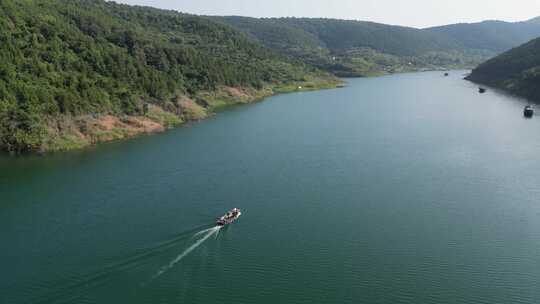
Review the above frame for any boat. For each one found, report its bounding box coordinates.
[216,208,242,226]
[444,72,449,76]
[524,105,534,118]
[479,87,486,93]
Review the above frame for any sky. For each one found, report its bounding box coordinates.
[114,0,540,28]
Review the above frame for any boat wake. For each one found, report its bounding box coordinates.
[28,224,214,304]
[148,226,222,283]
[194,226,220,237]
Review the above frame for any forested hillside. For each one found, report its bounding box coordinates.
[3,0,539,153]
[0,0,337,153]
[212,17,488,76]
[427,18,540,53]
[467,37,540,102]
[214,16,540,77]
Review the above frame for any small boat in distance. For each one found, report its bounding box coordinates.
[444,72,449,76]
[524,105,534,118]
[479,87,486,93]
[216,208,242,226]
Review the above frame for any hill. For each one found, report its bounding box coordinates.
[214,16,540,77]
[466,37,540,102]
[0,0,338,153]
[427,19,540,53]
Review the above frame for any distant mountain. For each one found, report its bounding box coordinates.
[427,19,540,53]
[467,37,540,102]
[214,16,540,77]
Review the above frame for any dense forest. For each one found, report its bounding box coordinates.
[214,16,540,77]
[0,0,337,152]
[467,37,540,102]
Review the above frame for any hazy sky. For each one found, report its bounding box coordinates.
[114,0,540,28]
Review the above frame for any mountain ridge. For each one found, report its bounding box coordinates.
[213,15,540,76]
[427,18,540,53]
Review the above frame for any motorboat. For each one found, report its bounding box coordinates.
[216,208,242,226]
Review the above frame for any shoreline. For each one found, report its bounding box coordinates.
[5,68,481,155]
[465,74,540,105]
[3,68,482,155]
[3,78,343,155]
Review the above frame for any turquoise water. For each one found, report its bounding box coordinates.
[2,71,540,303]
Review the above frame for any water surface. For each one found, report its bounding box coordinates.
[2,71,540,304]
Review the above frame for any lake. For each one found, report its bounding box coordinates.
[2,71,540,304]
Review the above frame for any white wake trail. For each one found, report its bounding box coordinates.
[194,227,218,237]
[149,226,221,281]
